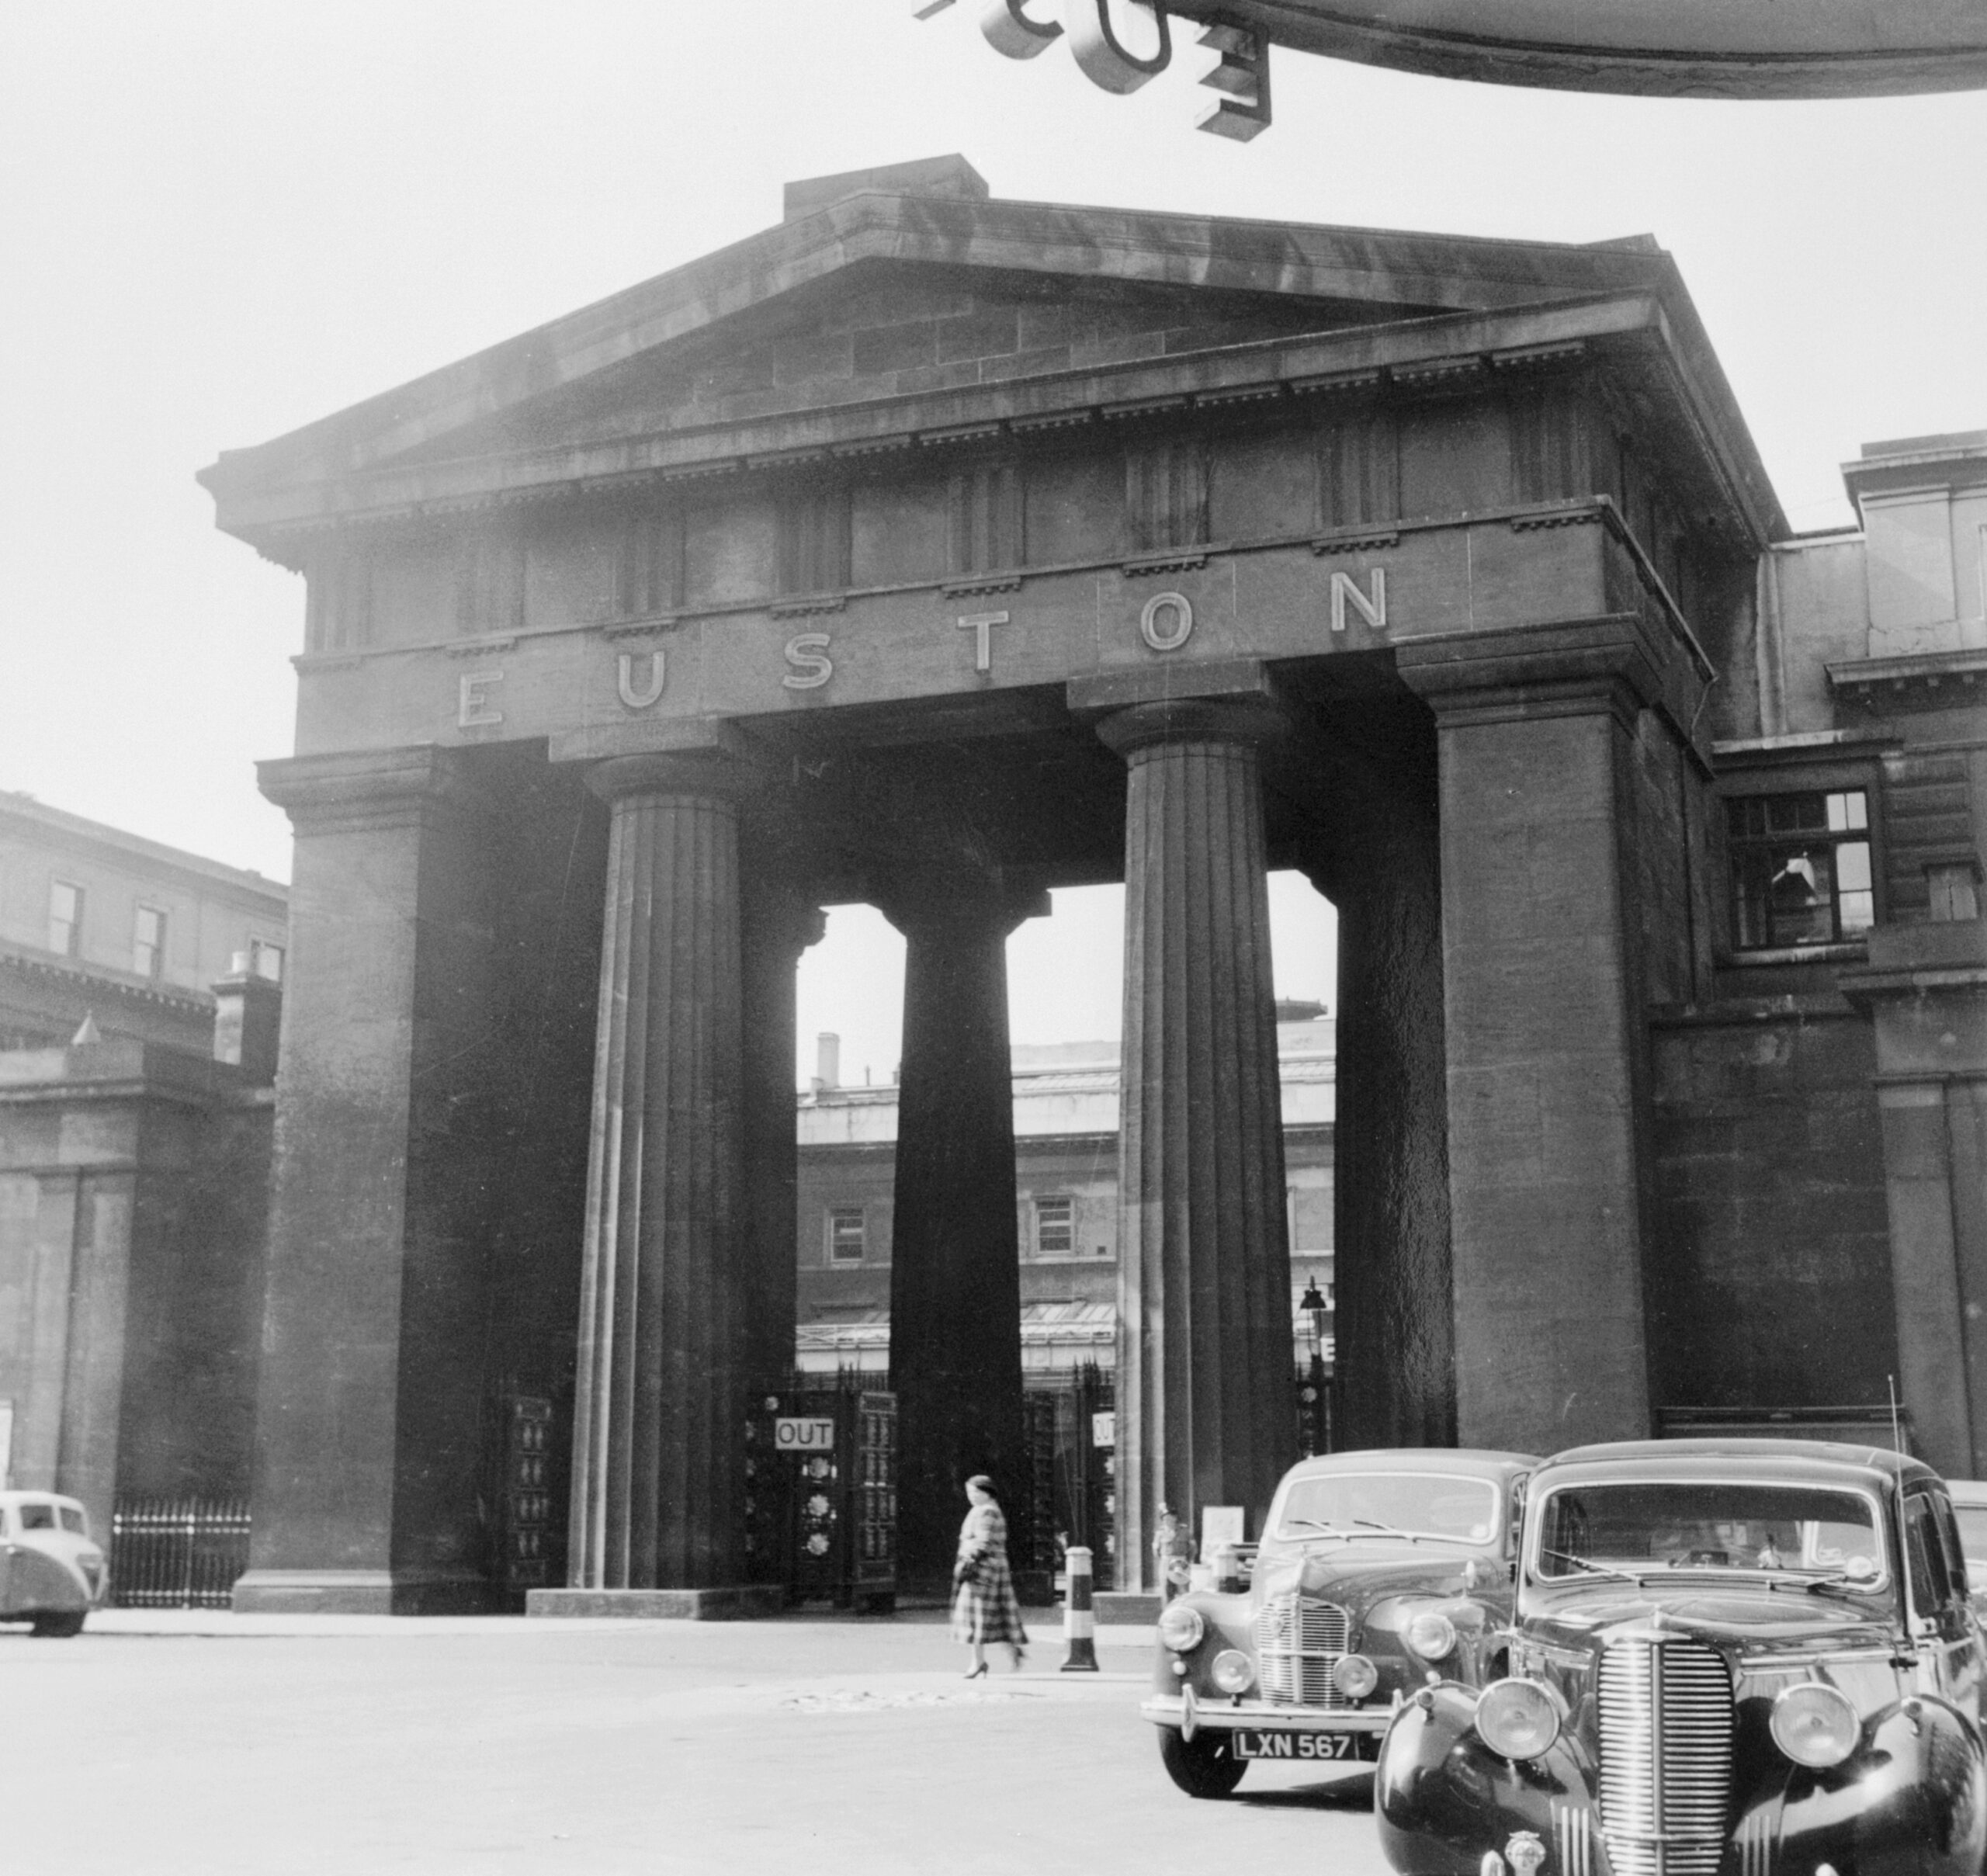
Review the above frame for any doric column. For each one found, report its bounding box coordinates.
[237,746,498,1614]
[738,859,825,1390]
[1398,618,1674,1455]
[880,874,1046,1590]
[564,745,755,1600]
[1101,695,1294,1590]
[1288,723,1455,1451]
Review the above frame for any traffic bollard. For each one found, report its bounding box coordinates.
[1061,1545,1099,1672]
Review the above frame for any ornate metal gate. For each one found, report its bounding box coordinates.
[109,1497,251,1608]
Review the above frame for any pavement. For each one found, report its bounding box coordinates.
[5,1607,1396,1876]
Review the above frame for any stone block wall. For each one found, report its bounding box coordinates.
[1649,1006,1895,1410]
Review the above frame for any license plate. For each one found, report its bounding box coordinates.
[1229,1729,1359,1761]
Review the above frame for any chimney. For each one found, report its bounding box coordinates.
[213,951,283,1084]
[813,1032,841,1094]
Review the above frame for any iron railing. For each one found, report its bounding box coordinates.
[110,1497,251,1608]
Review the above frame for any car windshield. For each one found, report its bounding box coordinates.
[1953,1505,1987,1566]
[1276,1472,1500,1543]
[16,1503,55,1531]
[1534,1479,1886,1587]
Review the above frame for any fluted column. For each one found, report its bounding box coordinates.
[881,875,1046,1590]
[739,864,825,1391]
[1102,697,1293,1590]
[566,748,751,1594]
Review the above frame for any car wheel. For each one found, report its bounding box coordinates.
[29,1611,85,1638]
[1158,1726,1247,1798]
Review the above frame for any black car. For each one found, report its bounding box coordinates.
[1377,1438,1986,1876]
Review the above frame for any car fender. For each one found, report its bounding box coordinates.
[1376,1683,1596,1875]
[4,1545,90,1616]
[1764,1697,1987,1876]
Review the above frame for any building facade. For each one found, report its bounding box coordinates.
[193,154,1987,1609]
[0,796,286,1541]
[0,791,287,1055]
[793,1010,1336,1376]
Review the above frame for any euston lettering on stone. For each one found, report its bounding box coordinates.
[457,670,505,727]
[1139,591,1194,652]
[782,633,834,690]
[1330,568,1387,635]
[616,650,666,710]
[957,609,1010,672]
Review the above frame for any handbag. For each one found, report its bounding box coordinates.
[952,1552,986,1590]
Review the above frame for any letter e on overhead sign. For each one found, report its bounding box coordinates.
[458,670,505,728]
[1330,568,1386,635]
[616,650,666,710]
[782,633,834,691]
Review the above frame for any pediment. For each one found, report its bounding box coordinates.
[203,174,1694,528]
[451,259,1435,463]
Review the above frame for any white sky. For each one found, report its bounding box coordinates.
[4,4,1984,1081]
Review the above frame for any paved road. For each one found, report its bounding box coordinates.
[6,1610,1395,1876]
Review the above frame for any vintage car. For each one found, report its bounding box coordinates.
[1143,1448,1539,1798]
[1944,1477,1987,1614]
[1376,1438,1987,1876]
[0,1491,106,1636]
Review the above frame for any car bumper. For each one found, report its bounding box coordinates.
[1140,1693,1396,1735]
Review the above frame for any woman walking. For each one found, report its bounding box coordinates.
[952,1475,1028,1676]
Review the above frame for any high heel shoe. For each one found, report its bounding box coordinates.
[965,1661,988,1679]
[1010,1649,1027,1672]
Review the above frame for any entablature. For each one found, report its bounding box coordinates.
[219,291,1771,567]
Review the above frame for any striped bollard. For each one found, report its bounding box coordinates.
[1061,1545,1098,1672]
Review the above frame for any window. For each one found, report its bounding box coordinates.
[1929,864,1981,924]
[47,881,82,956]
[827,1208,865,1264]
[248,938,284,983]
[1906,1491,1954,1615]
[1034,1196,1075,1258]
[1728,790,1874,950]
[133,905,166,979]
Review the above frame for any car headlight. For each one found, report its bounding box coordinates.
[1210,1649,1254,1694]
[1771,1684,1860,1768]
[1157,1603,1205,1652]
[1332,1653,1379,1698]
[1405,1610,1458,1660]
[1475,1678,1562,1760]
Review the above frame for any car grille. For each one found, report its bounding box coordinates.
[1597,1638,1734,1876]
[1254,1593,1353,1705]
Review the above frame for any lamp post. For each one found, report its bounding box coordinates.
[1299,1278,1330,1455]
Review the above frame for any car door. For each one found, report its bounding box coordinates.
[0,1507,13,1612]
[1903,1486,1982,1715]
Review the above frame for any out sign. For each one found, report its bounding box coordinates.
[774,1417,836,1453]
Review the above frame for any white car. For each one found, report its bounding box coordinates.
[0,1493,106,1636]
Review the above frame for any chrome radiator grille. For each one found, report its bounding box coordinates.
[1597,1638,1734,1876]
[1254,1593,1352,1705]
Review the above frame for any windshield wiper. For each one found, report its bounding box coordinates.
[1352,1518,1420,1544]
[1762,1569,1881,1600]
[1282,1519,1358,1538]
[1539,1549,1642,1585]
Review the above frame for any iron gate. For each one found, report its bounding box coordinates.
[110,1497,251,1608]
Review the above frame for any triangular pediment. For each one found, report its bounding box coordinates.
[452,259,1438,463]
[203,162,1705,529]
